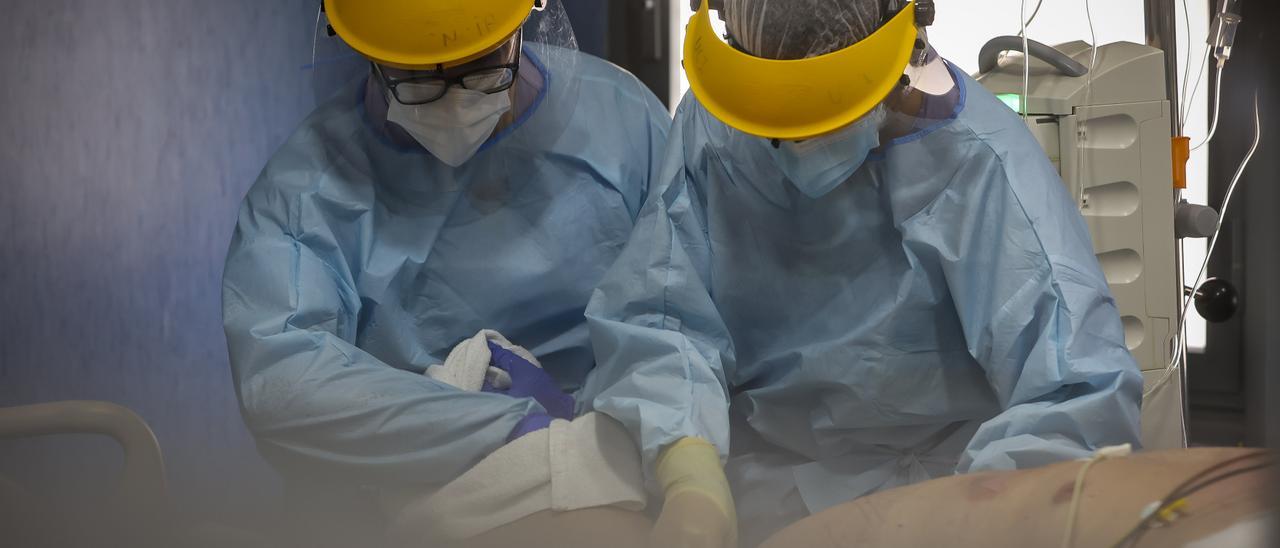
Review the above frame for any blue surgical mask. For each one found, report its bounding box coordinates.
[766,105,887,199]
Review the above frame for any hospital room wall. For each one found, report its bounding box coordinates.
[0,0,324,528]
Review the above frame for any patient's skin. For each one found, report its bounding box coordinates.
[761,448,1277,548]
[450,507,652,548]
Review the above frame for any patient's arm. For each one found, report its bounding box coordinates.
[450,507,652,548]
[762,447,1277,548]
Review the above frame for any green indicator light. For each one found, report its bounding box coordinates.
[997,93,1024,114]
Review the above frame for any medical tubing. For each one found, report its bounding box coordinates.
[1176,461,1278,503]
[1147,93,1260,399]
[995,0,1044,76]
[1062,446,1130,548]
[1152,68,1226,395]
[1191,64,1224,152]
[1022,0,1046,32]
[1020,0,1030,121]
[1074,0,1099,207]
[1181,48,1210,128]
[1177,0,1193,133]
[1108,453,1276,548]
[1162,451,1272,502]
[1110,457,1255,548]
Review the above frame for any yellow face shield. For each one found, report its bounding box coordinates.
[324,0,539,70]
[683,0,919,140]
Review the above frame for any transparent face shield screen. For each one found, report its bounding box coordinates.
[307,5,370,104]
[887,28,961,132]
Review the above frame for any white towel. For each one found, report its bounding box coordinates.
[425,329,536,392]
[385,331,647,545]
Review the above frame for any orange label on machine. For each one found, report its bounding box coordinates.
[1172,136,1191,190]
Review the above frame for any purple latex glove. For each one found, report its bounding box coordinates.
[483,342,576,420]
[506,412,554,442]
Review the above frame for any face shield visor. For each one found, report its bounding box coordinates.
[325,0,541,70]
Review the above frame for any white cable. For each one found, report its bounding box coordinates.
[1084,0,1098,102]
[1151,93,1257,396]
[1020,0,1031,121]
[999,0,1044,69]
[1181,48,1211,127]
[1062,445,1133,548]
[1192,65,1225,152]
[1076,0,1098,206]
[1147,94,1261,399]
[1177,0,1194,134]
[1021,0,1046,33]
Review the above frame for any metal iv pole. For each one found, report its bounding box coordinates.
[1144,0,1191,444]
[1146,0,1183,133]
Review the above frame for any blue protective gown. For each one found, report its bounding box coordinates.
[222,47,669,491]
[581,63,1142,543]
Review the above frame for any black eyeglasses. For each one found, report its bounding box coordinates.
[374,31,523,105]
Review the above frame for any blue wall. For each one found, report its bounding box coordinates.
[0,0,323,528]
[0,0,617,533]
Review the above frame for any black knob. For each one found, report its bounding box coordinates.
[1194,278,1238,323]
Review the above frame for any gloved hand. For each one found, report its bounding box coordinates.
[506,412,554,442]
[651,437,737,548]
[483,341,575,420]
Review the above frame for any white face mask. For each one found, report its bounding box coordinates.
[386,87,513,167]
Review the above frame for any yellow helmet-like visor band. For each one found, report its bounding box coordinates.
[325,0,535,70]
[683,0,918,140]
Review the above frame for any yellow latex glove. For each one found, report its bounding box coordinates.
[650,437,738,548]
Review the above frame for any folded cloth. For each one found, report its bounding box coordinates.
[425,330,533,392]
[385,331,647,545]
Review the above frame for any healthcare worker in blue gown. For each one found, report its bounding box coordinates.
[580,1,1144,546]
[221,1,668,545]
